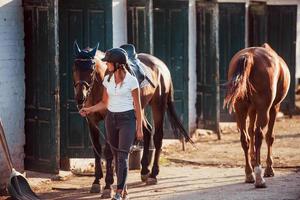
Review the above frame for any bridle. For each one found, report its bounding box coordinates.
[73,58,100,109]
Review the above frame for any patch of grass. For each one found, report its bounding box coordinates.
[159,156,172,166]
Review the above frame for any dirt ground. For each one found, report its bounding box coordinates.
[163,116,300,169]
[1,108,300,199]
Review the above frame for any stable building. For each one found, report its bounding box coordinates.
[0,0,299,190]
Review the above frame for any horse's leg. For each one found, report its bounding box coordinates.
[264,104,279,177]
[146,102,165,185]
[141,117,152,182]
[139,86,155,182]
[101,142,114,198]
[88,123,104,193]
[248,106,256,168]
[254,108,270,188]
[236,102,254,183]
[91,151,102,193]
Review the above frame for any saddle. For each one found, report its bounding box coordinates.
[120,44,155,88]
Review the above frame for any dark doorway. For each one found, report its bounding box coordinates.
[23,0,59,173]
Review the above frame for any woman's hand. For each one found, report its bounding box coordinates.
[136,126,143,141]
[79,88,108,117]
[79,107,92,117]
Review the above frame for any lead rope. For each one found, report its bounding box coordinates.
[76,69,105,158]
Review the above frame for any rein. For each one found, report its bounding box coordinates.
[74,80,90,89]
[73,58,100,108]
[74,70,99,107]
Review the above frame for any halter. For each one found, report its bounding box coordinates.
[73,58,100,109]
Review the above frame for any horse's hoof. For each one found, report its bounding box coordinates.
[254,165,267,188]
[264,167,275,177]
[101,188,113,199]
[245,173,255,183]
[146,177,157,185]
[90,183,102,193]
[141,173,150,182]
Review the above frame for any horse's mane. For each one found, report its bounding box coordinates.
[94,50,107,80]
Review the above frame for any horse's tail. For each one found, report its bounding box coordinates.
[223,53,254,113]
[167,80,194,144]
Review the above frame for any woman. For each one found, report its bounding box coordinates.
[79,48,143,200]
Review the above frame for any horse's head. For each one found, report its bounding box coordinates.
[72,41,106,109]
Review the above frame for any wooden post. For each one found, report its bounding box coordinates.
[181,137,186,151]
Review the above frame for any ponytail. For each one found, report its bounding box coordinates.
[108,63,120,82]
[107,63,129,82]
[124,63,134,76]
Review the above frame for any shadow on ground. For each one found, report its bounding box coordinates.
[21,167,300,200]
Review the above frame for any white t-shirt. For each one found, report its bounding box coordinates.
[103,72,139,112]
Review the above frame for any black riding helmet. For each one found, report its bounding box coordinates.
[101,48,128,66]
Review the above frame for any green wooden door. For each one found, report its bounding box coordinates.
[23,1,59,173]
[153,0,189,138]
[248,2,267,47]
[59,0,112,158]
[127,0,153,128]
[267,5,296,113]
[127,0,151,53]
[196,2,220,132]
[219,3,245,121]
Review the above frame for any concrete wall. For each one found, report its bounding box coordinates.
[112,0,127,47]
[188,0,197,133]
[0,0,25,191]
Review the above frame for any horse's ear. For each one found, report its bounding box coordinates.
[73,40,81,56]
[262,43,271,49]
[262,43,276,53]
[90,42,99,57]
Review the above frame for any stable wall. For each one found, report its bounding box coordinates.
[0,0,25,191]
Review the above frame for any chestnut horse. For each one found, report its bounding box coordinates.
[223,43,290,188]
[72,42,192,192]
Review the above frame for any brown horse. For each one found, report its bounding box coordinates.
[72,42,192,190]
[72,43,114,197]
[223,43,290,188]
